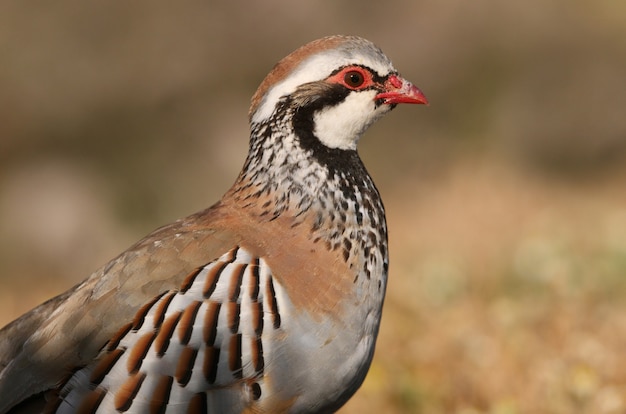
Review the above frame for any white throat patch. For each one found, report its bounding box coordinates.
[312,90,390,150]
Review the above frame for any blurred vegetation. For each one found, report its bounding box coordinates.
[1,1,626,413]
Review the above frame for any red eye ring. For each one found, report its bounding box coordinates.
[344,70,365,88]
[327,67,373,90]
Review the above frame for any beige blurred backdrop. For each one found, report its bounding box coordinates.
[1,1,626,413]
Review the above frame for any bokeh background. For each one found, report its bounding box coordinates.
[1,1,626,413]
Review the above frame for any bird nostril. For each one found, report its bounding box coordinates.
[387,75,403,89]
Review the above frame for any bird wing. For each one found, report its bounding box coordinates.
[49,243,284,413]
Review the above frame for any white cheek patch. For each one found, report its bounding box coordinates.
[313,90,390,150]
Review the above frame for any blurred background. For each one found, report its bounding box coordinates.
[1,1,626,412]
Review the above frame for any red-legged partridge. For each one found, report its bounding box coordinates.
[0,35,427,413]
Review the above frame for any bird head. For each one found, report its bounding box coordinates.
[249,36,428,151]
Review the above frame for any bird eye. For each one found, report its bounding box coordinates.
[344,70,365,88]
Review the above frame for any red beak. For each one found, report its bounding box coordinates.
[375,74,428,105]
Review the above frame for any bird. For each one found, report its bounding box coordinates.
[0,35,427,413]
